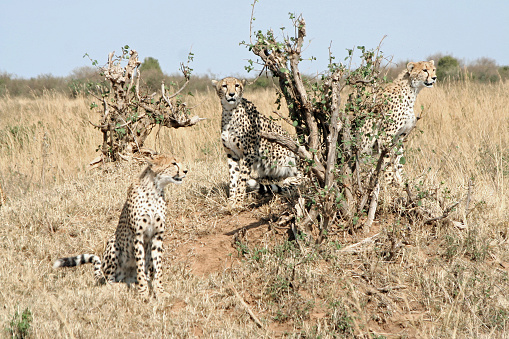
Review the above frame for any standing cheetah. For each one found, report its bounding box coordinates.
[212,77,299,205]
[53,154,187,298]
[358,60,437,185]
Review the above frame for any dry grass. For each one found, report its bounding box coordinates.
[1,81,509,337]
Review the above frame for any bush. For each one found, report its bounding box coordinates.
[437,55,461,81]
[468,57,500,83]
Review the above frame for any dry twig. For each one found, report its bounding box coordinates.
[230,285,264,329]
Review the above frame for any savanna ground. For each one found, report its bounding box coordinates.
[1,80,509,338]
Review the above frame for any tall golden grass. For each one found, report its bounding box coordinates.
[1,80,509,337]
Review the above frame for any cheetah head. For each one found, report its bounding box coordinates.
[148,154,188,187]
[407,60,437,89]
[212,77,246,109]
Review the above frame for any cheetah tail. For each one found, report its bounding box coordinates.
[53,254,105,283]
[247,179,284,195]
[53,254,100,268]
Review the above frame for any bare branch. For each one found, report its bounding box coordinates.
[424,201,462,225]
[339,233,381,253]
[90,48,204,165]
[259,131,325,183]
[230,285,264,329]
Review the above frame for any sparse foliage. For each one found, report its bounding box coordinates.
[89,47,204,165]
[243,8,395,240]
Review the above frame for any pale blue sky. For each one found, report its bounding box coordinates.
[1,0,507,79]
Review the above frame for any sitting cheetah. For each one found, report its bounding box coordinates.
[212,77,299,205]
[357,60,437,185]
[53,154,187,298]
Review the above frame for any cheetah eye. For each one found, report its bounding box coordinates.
[235,84,240,88]
[423,69,428,73]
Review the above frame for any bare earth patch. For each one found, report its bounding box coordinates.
[167,209,270,277]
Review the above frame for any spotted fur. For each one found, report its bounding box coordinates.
[53,154,187,298]
[358,60,437,185]
[212,77,300,205]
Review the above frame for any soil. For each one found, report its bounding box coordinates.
[167,209,270,276]
[165,206,422,338]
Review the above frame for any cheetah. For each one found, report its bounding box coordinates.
[53,154,187,298]
[357,60,437,185]
[212,77,299,205]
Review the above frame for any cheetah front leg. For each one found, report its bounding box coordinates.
[391,144,406,187]
[226,153,242,202]
[149,228,165,297]
[223,131,250,206]
[225,154,252,207]
[133,219,150,298]
[383,143,405,187]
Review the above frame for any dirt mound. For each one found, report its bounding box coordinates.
[167,210,269,276]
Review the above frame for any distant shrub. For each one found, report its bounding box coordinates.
[137,57,166,92]
[468,57,500,83]
[139,57,163,73]
[140,68,165,92]
[68,66,106,97]
[249,76,272,90]
[499,66,509,81]
[437,56,461,81]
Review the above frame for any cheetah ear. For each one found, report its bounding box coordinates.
[429,60,435,66]
[406,62,415,72]
[145,158,155,167]
[242,79,247,87]
[145,154,163,167]
[211,79,218,87]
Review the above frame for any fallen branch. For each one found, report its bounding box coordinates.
[339,233,380,253]
[365,285,408,296]
[230,285,264,329]
[424,201,461,225]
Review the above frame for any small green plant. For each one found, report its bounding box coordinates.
[464,228,489,261]
[443,234,460,260]
[5,307,33,338]
[328,301,354,336]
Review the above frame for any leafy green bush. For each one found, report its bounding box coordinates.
[437,55,461,81]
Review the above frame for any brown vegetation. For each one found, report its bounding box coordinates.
[1,79,509,337]
[90,49,204,164]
